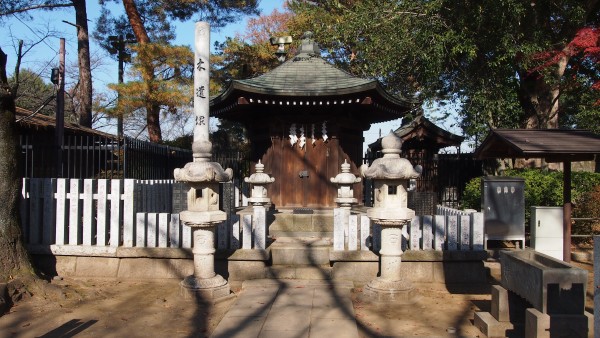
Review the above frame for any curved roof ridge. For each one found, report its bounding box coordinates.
[235,41,375,95]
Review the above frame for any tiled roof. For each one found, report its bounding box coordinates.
[210,33,416,123]
[235,38,375,96]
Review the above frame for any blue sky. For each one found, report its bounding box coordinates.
[0,1,466,152]
[0,1,284,88]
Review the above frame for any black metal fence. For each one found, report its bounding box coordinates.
[20,134,192,179]
[362,151,483,210]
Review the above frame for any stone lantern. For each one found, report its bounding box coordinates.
[330,159,361,251]
[174,22,232,300]
[244,160,275,250]
[360,131,420,303]
[330,159,362,209]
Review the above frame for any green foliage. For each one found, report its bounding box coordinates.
[288,0,600,140]
[461,169,600,234]
[9,68,55,116]
[574,186,600,238]
[461,177,481,211]
[210,119,250,156]
[504,169,563,208]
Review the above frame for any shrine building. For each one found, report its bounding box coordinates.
[211,33,416,210]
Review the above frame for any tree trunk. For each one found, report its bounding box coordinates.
[73,0,93,128]
[518,51,569,130]
[0,48,34,282]
[147,104,162,143]
[122,0,163,142]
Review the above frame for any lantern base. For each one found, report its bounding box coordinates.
[180,274,230,301]
[360,277,416,304]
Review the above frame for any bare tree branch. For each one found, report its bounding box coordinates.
[0,3,72,16]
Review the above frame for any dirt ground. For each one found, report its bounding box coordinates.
[0,255,594,338]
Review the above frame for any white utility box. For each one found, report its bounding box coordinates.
[530,206,563,260]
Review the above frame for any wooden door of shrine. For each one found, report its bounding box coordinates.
[263,137,341,209]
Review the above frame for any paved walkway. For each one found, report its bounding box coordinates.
[210,279,359,338]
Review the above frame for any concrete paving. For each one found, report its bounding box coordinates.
[210,279,358,338]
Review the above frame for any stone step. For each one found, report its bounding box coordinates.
[269,237,332,266]
[265,265,333,280]
[268,212,334,235]
[269,230,333,238]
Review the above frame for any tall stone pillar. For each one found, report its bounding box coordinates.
[174,22,232,300]
[360,132,421,303]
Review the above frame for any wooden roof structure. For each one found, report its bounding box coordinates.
[474,128,600,262]
[474,129,600,162]
[368,115,464,152]
[211,32,417,125]
[16,107,116,139]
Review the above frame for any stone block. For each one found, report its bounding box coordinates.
[333,208,345,251]
[331,262,378,284]
[292,214,313,231]
[116,258,192,279]
[400,261,434,282]
[55,256,78,276]
[31,254,77,277]
[271,246,330,265]
[526,312,593,338]
[228,249,270,261]
[75,256,119,278]
[265,266,297,279]
[501,249,588,314]
[329,250,378,262]
[525,308,550,338]
[253,206,267,250]
[312,214,333,232]
[474,311,513,338]
[294,266,331,280]
[264,265,331,280]
[491,285,510,322]
[432,261,487,283]
[447,215,458,250]
[523,309,595,338]
[226,261,266,281]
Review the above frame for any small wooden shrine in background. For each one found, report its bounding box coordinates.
[367,114,464,192]
[211,33,416,209]
[366,114,466,214]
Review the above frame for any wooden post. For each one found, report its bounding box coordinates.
[563,161,572,262]
[55,38,65,177]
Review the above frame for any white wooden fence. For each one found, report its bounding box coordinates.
[332,209,484,252]
[22,178,181,247]
[21,178,483,253]
[20,178,255,251]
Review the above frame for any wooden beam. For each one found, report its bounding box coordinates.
[563,161,572,262]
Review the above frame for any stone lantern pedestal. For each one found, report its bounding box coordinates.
[175,156,232,300]
[244,161,275,250]
[360,132,421,303]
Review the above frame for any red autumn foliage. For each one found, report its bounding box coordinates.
[529,27,600,88]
